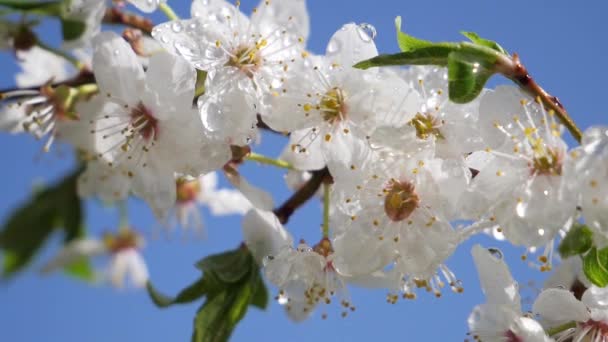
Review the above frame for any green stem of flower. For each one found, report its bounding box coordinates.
[158,3,180,21]
[75,84,98,98]
[36,41,84,70]
[118,201,130,228]
[546,321,577,336]
[322,182,330,238]
[245,152,293,170]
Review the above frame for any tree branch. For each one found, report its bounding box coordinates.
[273,168,331,224]
[103,7,153,34]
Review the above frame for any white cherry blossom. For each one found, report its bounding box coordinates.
[468,245,553,342]
[42,228,149,289]
[89,32,231,217]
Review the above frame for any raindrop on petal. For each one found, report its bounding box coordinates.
[171,22,183,33]
[357,23,377,42]
[487,247,503,260]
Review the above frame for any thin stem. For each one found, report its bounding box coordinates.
[158,3,180,21]
[75,84,98,98]
[495,53,583,143]
[118,201,130,228]
[322,182,330,238]
[546,321,577,336]
[36,41,84,70]
[246,152,293,170]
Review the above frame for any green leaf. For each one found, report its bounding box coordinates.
[250,270,269,309]
[447,50,495,103]
[196,246,251,283]
[558,224,594,258]
[0,169,83,278]
[0,0,63,16]
[583,247,608,287]
[146,274,221,308]
[395,16,434,52]
[191,262,260,342]
[63,258,94,281]
[61,18,86,42]
[461,31,508,55]
[354,45,457,70]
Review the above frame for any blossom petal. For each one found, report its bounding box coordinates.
[145,51,196,120]
[472,244,521,310]
[326,23,378,68]
[92,31,144,103]
[41,239,106,274]
[250,0,310,42]
[242,209,293,264]
[533,288,589,325]
[129,0,165,13]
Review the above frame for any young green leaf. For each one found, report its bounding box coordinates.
[250,272,269,309]
[195,246,251,283]
[0,0,62,14]
[0,169,83,278]
[147,276,216,308]
[61,18,86,42]
[461,31,508,55]
[558,224,594,258]
[583,247,608,287]
[394,16,434,52]
[447,50,495,103]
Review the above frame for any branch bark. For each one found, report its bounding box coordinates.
[273,168,331,224]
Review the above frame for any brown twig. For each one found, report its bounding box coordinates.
[103,7,153,34]
[273,167,331,224]
[495,53,582,143]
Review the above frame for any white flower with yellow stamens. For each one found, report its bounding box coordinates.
[464,85,577,252]
[152,0,309,144]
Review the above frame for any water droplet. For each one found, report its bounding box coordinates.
[161,35,169,44]
[113,49,120,56]
[357,23,377,42]
[171,22,183,33]
[487,247,503,260]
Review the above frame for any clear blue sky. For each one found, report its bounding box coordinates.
[0,0,605,341]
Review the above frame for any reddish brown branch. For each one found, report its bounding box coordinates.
[495,53,582,142]
[273,168,331,224]
[103,7,153,34]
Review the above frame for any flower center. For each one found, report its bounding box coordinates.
[408,112,444,140]
[175,177,201,204]
[226,41,265,78]
[383,179,420,222]
[530,146,563,176]
[320,87,348,124]
[103,229,141,253]
[503,330,523,342]
[129,103,158,142]
[582,319,608,337]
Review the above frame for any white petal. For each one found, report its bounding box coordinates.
[582,286,608,310]
[203,189,251,216]
[145,51,196,120]
[16,47,71,87]
[130,164,176,219]
[472,244,521,310]
[190,0,248,25]
[123,250,149,287]
[326,23,378,67]
[129,0,165,12]
[511,317,553,342]
[242,209,293,264]
[251,0,310,42]
[280,128,325,171]
[225,170,274,210]
[533,288,589,325]
[92,31,144,103]
[41,239,106,274]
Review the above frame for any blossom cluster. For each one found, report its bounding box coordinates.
[0,0,607,339]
